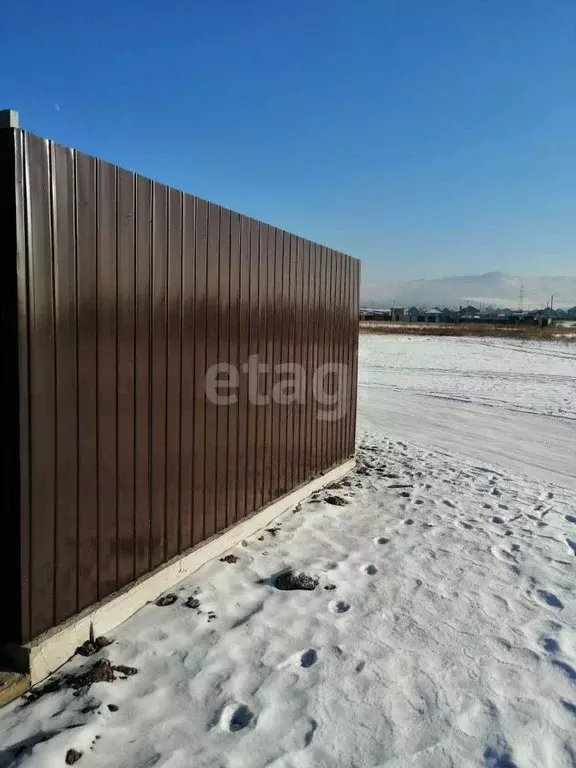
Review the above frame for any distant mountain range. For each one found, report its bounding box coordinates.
[361,272,576,310]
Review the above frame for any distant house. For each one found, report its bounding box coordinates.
[391,307,406,322]
[459,305,480,321]
[407,306,426,323]
[407,306,450,323]
[425,308,443,323]
[440,308,457,323]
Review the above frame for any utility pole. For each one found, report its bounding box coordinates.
[518,284,524,313]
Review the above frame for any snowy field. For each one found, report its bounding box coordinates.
[358,335,576,490]
[1,336,575,768]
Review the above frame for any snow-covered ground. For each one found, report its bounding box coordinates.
[358,336,576,490]
[1,336,575,768]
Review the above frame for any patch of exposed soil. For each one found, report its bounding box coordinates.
[323,496,349,506]
[274,571,319,591]
[155,594,178,607]
[75,636,112,657]
[25,659,139,704]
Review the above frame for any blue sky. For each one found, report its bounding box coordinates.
[2,0,575,281]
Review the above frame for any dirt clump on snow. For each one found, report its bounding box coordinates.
[75,636,112,657]
[155,594,178,607]
[25,659,138,703]
[69,659,116,690]
[274,571,319,591]
[324,495,349,506]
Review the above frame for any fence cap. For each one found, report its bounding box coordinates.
[0,110,19,129]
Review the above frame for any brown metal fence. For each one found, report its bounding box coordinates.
[0,127,359,646]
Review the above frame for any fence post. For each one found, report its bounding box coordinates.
[0,109,26,651]
[0,109,19,129]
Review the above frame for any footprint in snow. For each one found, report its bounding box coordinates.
[561,701,576,717]
[443,500,456,508]
[544,619,562,632]
[565,515,576,525]
[220,704,254,732]
[566,539,576,556]
[552,660,576,684]
[491,516,504,524]
[374,536,390,545]
[330,600,350,614]
[483,746,517,768]
[491,547,517,565]
[404,519,414,525]
[300,649,318,668]
[304,718,318,747]
[362,564,378,575]
[536,590,564,610]
[542,637,560,654]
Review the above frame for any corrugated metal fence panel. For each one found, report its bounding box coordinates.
[52,141,79,624]
[26,134,57,636]
[75,149,99,613]
[179,193,196,554]
[192,198,208,547]
[0,129,26,643]
[133,175,152,579]
[2,128,359,645]
[116,167,136,587]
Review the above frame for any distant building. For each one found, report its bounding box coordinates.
[425,308,443,323]
[440,308,457,323]
[407,306,426,323]
[391,307,406,322]
[359,308,392,321]
[459,305,480,321]
[406,306,453,323]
